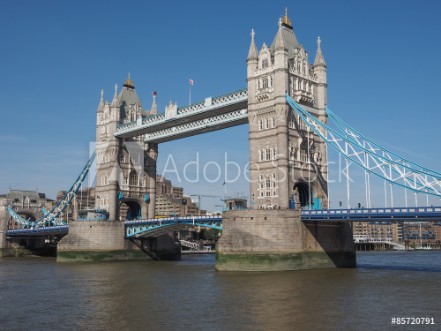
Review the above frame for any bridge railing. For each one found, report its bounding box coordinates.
[124,215,223,225]
[301,206,441,221]
[6,225,69,236]
[115,88,248,134]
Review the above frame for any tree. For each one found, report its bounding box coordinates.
[204,228,221,242]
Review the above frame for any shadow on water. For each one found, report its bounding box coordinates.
[356,250,441,273]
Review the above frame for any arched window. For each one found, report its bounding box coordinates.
[129,171,138,186]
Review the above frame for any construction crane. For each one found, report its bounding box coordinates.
[190,194,223,214]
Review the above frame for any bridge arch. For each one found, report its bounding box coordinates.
[120,198,146,221]
[294,181,311,208]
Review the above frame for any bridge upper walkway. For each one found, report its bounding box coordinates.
[114,89,248,142]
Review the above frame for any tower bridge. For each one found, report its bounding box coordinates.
[2,10,441,270]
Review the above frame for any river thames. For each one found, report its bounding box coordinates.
[1,251,440,331]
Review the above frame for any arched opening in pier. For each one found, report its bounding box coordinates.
[120,200,142,220]
[294,181,311,207]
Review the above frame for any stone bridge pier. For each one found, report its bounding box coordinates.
[216,209,355,271]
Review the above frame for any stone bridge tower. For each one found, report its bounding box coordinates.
[95,75,157,221]
[247,10,329,210]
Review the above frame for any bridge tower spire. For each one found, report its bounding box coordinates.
[246,10,329,210]
[95,75,157,221]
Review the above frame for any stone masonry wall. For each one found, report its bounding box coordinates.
[216,209,356,271]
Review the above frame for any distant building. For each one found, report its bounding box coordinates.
[403,222,441,248]
[224,198,248,211]
[155,175,205,217]
[352,221,399,243]
[353,220,441,248]
[0,189,53,228]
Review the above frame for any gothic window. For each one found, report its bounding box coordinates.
[101,175,108,186]
[129,171,138,186]
[300,149,308,162]
[262,58,268,68]
[269,117,275,128]
[266,149,271,160]
[266,178,271,189]
[259,119,263,130]
[262,77,269,89]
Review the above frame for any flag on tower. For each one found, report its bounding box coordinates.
[189,79,194,86]
[152,91,157,96]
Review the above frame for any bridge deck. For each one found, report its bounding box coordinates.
[302,206,441,222]
[6,225,69,237]
[6,207,441,238]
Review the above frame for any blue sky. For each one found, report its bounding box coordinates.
[1,0,441,210]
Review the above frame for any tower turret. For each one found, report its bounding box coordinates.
[313,36,327,110]
[247,29,259,100]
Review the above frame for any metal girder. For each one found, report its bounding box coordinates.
[143,108,248,143]
[115,89,248,140]
[286,94,441,198]
[302,206,441,221]
[7,152,96,228]
[125,216,223,238]
[6,225,69,237]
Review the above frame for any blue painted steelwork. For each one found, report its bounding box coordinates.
[301,206,441,222]
[125,206,441,238]
[6,206,440,240]
[41,207,65,226]
[125,216,222,238]
[6,206,33,227]
[6,152,96,228]
[6,225,69,237]
[285,94,441,197]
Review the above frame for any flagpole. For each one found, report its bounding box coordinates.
[189,84,191,105]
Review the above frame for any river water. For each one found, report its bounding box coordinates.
[1,251,440,331]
